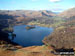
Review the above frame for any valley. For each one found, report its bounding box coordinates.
[0,7,75,56]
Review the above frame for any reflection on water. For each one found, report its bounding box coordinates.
[9,25,53,47]
[9,33,16,40]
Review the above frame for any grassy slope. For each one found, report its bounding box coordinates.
[15,46,55,56]
[0,45,56,56]
[28,16,65,28]
[43,17,75,49]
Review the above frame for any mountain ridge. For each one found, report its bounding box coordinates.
[58,7,75,18]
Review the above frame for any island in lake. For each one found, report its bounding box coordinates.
[25,25,35,30]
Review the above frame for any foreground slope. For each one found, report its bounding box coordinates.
[43,15,75,49]
[43,26,75,49]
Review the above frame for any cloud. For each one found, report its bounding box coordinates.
[52,8,64,11]
[32,0,37,1]
[49,0,61,2]
[50,8,64,12]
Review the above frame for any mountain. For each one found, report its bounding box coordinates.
[43,7,75,49]
[0,10,56,18]
[43,26,75,49]
[58,7,75,18]
[41,10,56,17]
[0,10,56,26]
[43,15,75,49]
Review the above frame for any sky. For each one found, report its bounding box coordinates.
[0,0,75,12]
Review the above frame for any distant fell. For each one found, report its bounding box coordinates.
[59,7,75,18]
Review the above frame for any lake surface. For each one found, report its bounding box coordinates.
[9,25,53,47]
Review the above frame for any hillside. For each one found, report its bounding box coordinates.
[28,16,64,27]
[27,7,75,27]
[58,7,75,18]
[0,10,56,17]
[0,10,56,26]
[43,8,75,49]
[43,25,75,49]
[0,45,56,56]
[41,10,56,17]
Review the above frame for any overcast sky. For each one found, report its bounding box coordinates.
[0,0,75,12]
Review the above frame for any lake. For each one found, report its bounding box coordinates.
[9,25,53,47]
